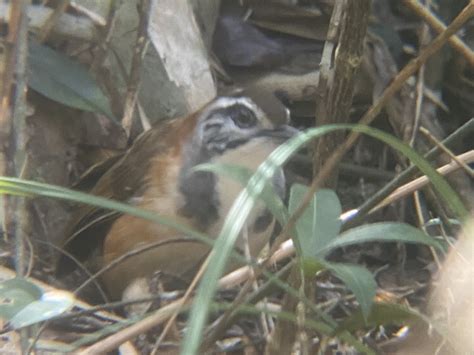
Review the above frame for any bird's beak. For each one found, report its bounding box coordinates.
[257,125,299,142]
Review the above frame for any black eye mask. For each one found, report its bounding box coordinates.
[208,104,258,129]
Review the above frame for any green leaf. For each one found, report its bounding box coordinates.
[28,40,116,120]
[323,261,377,321]
[0,279,43,321]
[182,127,327,354]
[335,302,423,334]
[10,290,74,329]
[182,124,467,354]
[0,123,465,353]
[319,222,442,256]
[289,185,341,259]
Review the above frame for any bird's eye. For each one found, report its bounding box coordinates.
[233,107,257,128]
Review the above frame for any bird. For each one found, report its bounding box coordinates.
[57,96,296,302]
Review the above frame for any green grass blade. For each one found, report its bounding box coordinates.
[322,261,377,321]
[319,222,442,256]
[0,177,210,246]
[194,162,289,225]
[182,124,466,354]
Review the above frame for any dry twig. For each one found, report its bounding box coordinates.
[0,3,97,40]
[121,0,150,136]
[279,1,474,251]
[404,0,474,67]
[37,0,71,42]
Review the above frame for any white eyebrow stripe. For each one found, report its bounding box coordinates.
[199,96,267,123]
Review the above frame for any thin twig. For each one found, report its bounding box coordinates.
[313,0,343,142]
[373,150,474,211]
[419,127,473,176]
[404,0,474,67]
[409,0,430,148]
[121,0,150,136]
[37,0,71,42]
[0,3,21,117]
[218,150,474,290]
[209,2,370,349]
[409,64,425,148]
[36,240,109,303]
[69,0,107,26]
[203,147,474,316]
[0,0,23,242]
[78,297,183,354]
[11,0,30,279]
[0,3,97,41]
[74,237,196,296]
[349,118,474,226]
[74,145,473,354]
[198,225,270,351]
[150,255,211,354]
[279,1,474,247]
[69,5,474,353]
[201,262,295,352]
[410,1,430,253]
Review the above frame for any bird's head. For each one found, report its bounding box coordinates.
[178,96,296,229]
[187,96,296,159]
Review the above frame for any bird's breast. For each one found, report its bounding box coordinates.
[101,137,282,299]
[210,138,283,255]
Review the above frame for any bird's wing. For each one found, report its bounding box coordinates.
[57,121,177,274]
